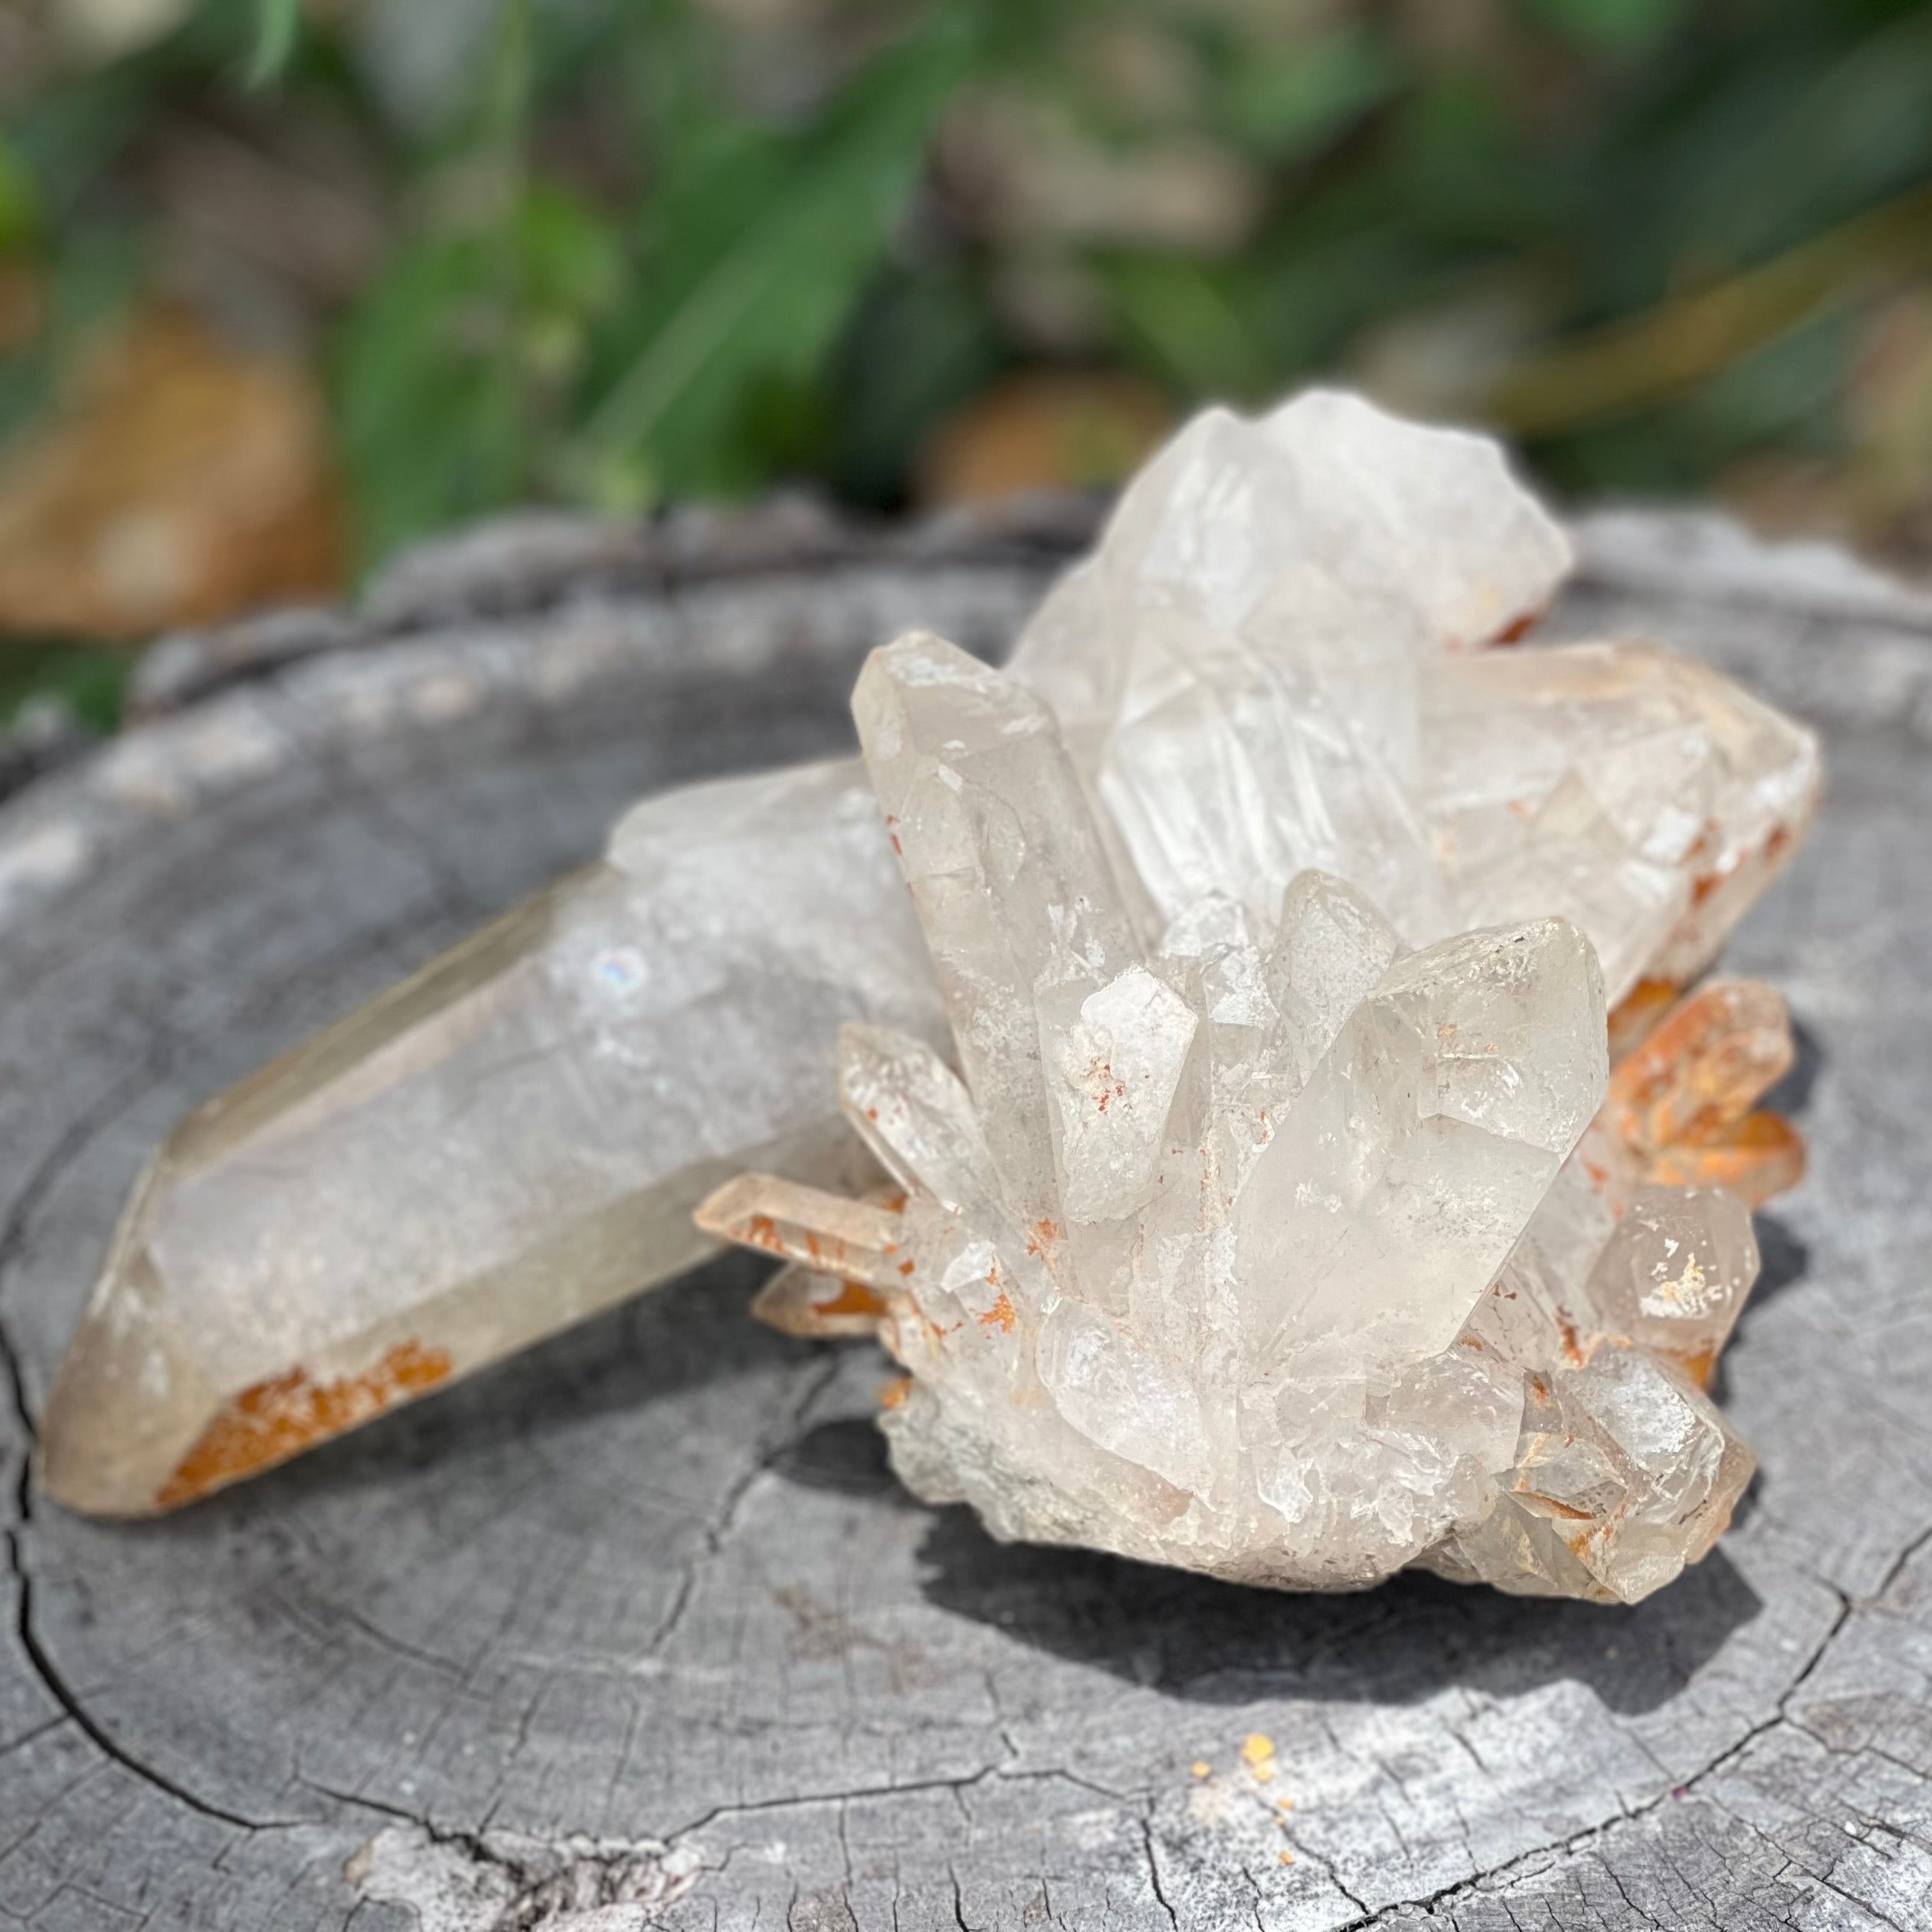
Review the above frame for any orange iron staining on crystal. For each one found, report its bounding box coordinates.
[1643,1109,1807,1210]
[750,1268,892,1339]
[696,1175,908,1295]
[1608,978,1681,1065]
[1609,979,1794,1152]
[156,1340,452,1510]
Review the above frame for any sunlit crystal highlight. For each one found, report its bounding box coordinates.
[1011,394,1820,1005]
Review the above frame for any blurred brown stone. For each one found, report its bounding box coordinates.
[0,309,345,640]
[916,370,1174,507]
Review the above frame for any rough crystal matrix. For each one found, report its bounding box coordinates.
[44,393,1819,1559]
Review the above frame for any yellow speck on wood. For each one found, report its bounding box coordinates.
[1190,1760,1211,1780]
[1241,1732,1277,1781]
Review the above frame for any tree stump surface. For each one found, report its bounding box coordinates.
[1,497,1931,1931]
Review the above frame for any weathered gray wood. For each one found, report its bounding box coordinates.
[1,500,1929,1931]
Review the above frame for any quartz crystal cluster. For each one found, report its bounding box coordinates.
[700,639,1786,1602]
[696,394,1821,1604]
[42,394,1819,1571]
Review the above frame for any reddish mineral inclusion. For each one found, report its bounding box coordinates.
[156,1340,454,1509]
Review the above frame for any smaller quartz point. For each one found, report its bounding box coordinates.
[1585,1185,1759,1387]
[850,633,1140,1228]
[703,639,1764,1602]
[50,385,1821,1524]
[750,1264,890,1339]
[1604,978,1804,1209]
[1263,869,1403,1089]
[1643,1111,1807,1211]
[1429,1348,1754,1604]
[694,1175,910,1293]
[1234,916,1605,1362]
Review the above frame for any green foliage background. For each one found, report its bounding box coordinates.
[4,0,1932,576]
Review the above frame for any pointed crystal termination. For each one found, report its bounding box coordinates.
[1236,916,1606,1362]
[1587,1185,1760,1387]
[1462,972,1799,1420]
[39,761,941,1515]
[851,631,1140,1229]
[1426,1347,1755,1605]
[705,636,1760,1602]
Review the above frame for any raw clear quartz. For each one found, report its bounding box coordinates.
[45,393,1819,1556]
[696,394,1820,1603]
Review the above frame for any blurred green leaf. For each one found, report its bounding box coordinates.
[335,175,633,560]
[0,642,128,734]
[574,10,975,500]
[824,263,1006,506]
[1222,25,1399,163]
[5,65,156,229]
[520,182,625,319]
[1097,255,1275,402]
[0,233,142,448]
[1524,0,1688,53]
[0,137,38,253]
[334,229,523,561]
[1386,74,1576,245]
[5,0,1932,668]
[247,0,304,88]
[1666,13,1932,266]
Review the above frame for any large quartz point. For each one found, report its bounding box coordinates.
[701,637,1763,1603]
[39,763,941,1514]
[45,387,1821,1521]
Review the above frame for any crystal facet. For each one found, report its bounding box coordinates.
[48,390,1819,1552]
